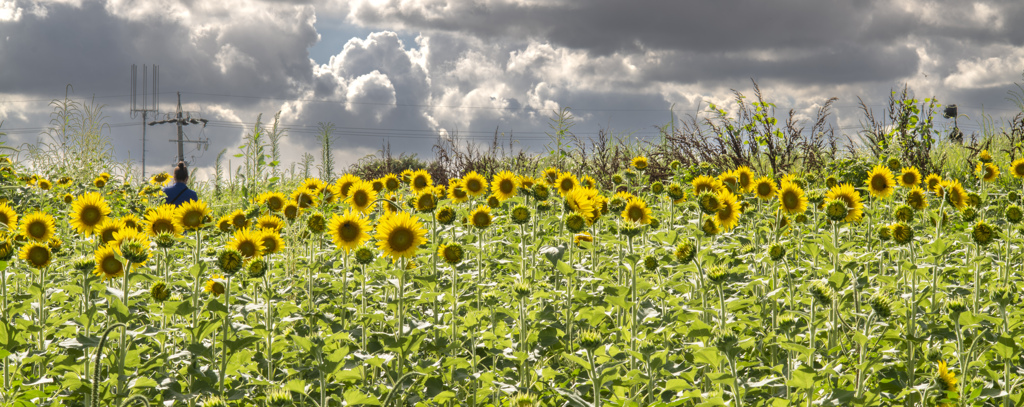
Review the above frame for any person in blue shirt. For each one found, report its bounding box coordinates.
[163,161,198,206]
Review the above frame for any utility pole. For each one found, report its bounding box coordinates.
[130,64,159,179]
[149,92,209,166]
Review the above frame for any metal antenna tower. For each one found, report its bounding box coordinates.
[149,92,209,165]
[130,64,159,180]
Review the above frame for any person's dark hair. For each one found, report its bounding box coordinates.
[173,161,189,181]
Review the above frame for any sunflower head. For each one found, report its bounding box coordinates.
[436,206,456,225]
[155,232,176,249]
[890,222,914,245]
[1010,191,1021,202]
[894,204,915,222]
[622,197,652,225]
[542,167,560,184]
[329,211,371,253]
[940,179,968,210]
[976,162,999,182]
[510,205,531,225]
[825,200,848,222]
[698,192,720,215]
[151,282,171,302]
[674,240,696,264]
[906,187,929,211]
[555,172,578,196]
[937,360,958,394]
[282,201,300,220]
[20,211,55,242]
[565,213,587,233]
[94,177,106,188]
[291,187,317,209]
[247,257,268,279]
[19,242,51,269]
[701,217,719,236]
[632,156,649,170]
[93,245,124,281]
[410,170,433,193]
[438,243,465,265]
[971,221,995,246]
[383,174,401,191]
[768,244,786,261]
[0,203,17,229]
[825,184,863,222]
[354,246,376,265]
[62,194,73,204]
[778,181,807,215]
[347,181,377,213]
[470,205,492,229]
[650,181,665,195]
[1006,205,1023,224]
[706,266,730,285]
[868,293,893,319]
[1011,158,1024,178]
[667,183,686,202]
[227,228,265,259]
[692,175,721,196]
[979,149,993,163]
[412,191,436,213]
[612,173,624,185]
[216,216,232,233]
[532,183,550,202]
[492,171,519,201]
[178,200,211,230]
[809,281,836,304]
[258,230,284,255]
[374,211,428,259]
[865,165,896,198]
[991,284,1017,308]
[306,212,327,234]
[0,237,13,261]
[120,237,150,265]
[205,275,226,296]
[713,190,741,231]
[579,330,603,351]
[573,232,593,248]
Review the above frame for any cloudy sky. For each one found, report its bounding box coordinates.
[2,0,1023,180]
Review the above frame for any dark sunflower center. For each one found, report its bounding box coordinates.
[341,182,354,196]
[871,175,888,191]
[238,241,257,258]
[268,197,283,211]
[183,211,203,227]
[560,179,573,191]
[0,213,8,225]
[473,213,490,227]
[285,207,297,218]
[718,204,733,219]
[453,188,466,198]
[628,206,644,221]
[414,178,428,190]
[389,228,414,252]
[232,216,246,228]
[783,191,799,209]
[466,179,481,192]
[28,222,47,239]
[261,237,277,253]
[339,222,360,242]
[298,194,313,208]
[353,191,369,207]
[81,206,102,225]
[902,174,916,185]
[386,179,399,190]
[28,246,49,266]
[499,180,514,194]
[153,219,174,234]
[102,256,123,275]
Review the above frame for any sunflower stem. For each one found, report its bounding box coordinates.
[219,274,231,398]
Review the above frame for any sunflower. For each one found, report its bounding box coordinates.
[976,162,999,182]
[20,212,56,242]
[112,228,151,265]
[890,222,913,245]
[145,204,182,236]
[555,172,578,196]
[93,245,124,281]
[383,173,401,191]
[447,179,469,204]
[151,172,171,185]
[120,214,142,232]
[939,179,968,210]
[438,243,464,265]
[1011,158,1024,178]
[37,179,51,190]
[291,187,317,209]
[581,175,597,189]
[621,197,652,225]
[334,174,361,198]
[217,216,233,233]
[894,167,920,188]
[0,202,18,230]
[778,180,807,214]
[410,170,433,194]
[256,214,284,232]
[329,210,371,253]
[909,186,933,211]
[374,211,428,259]
[227,228,265,259]
[510,205,531,225]
[282,200,300,220]
[415,191,437,213]
[462,171,487,197]
[259,229,284,255]
[370,179,385,193]
[94,177,106,188]
[542,167,560,184]
[924,174,943,194]
[19,242,51,269]
[865,165,895,199]
[692,175,721,195]
[565,188,597,221]
[978,150,993,163]
[227,209,248,230]
[469,205,492,229]
[307,212,327,234]
[733,166,754,192]
[714,190,741,231]
[701,217,719,236]
[259,192,287,212]
[177,199,211,230]
[96,218,125,245]
[825,184,863,222]
[342,181,375,214]
[205,274,226,296]
[937,361,958,394]
[491,171,519,202]
[632,156,649,171]
[719,171,740,193]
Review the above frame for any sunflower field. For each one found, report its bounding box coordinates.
[2,149,1024,407]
